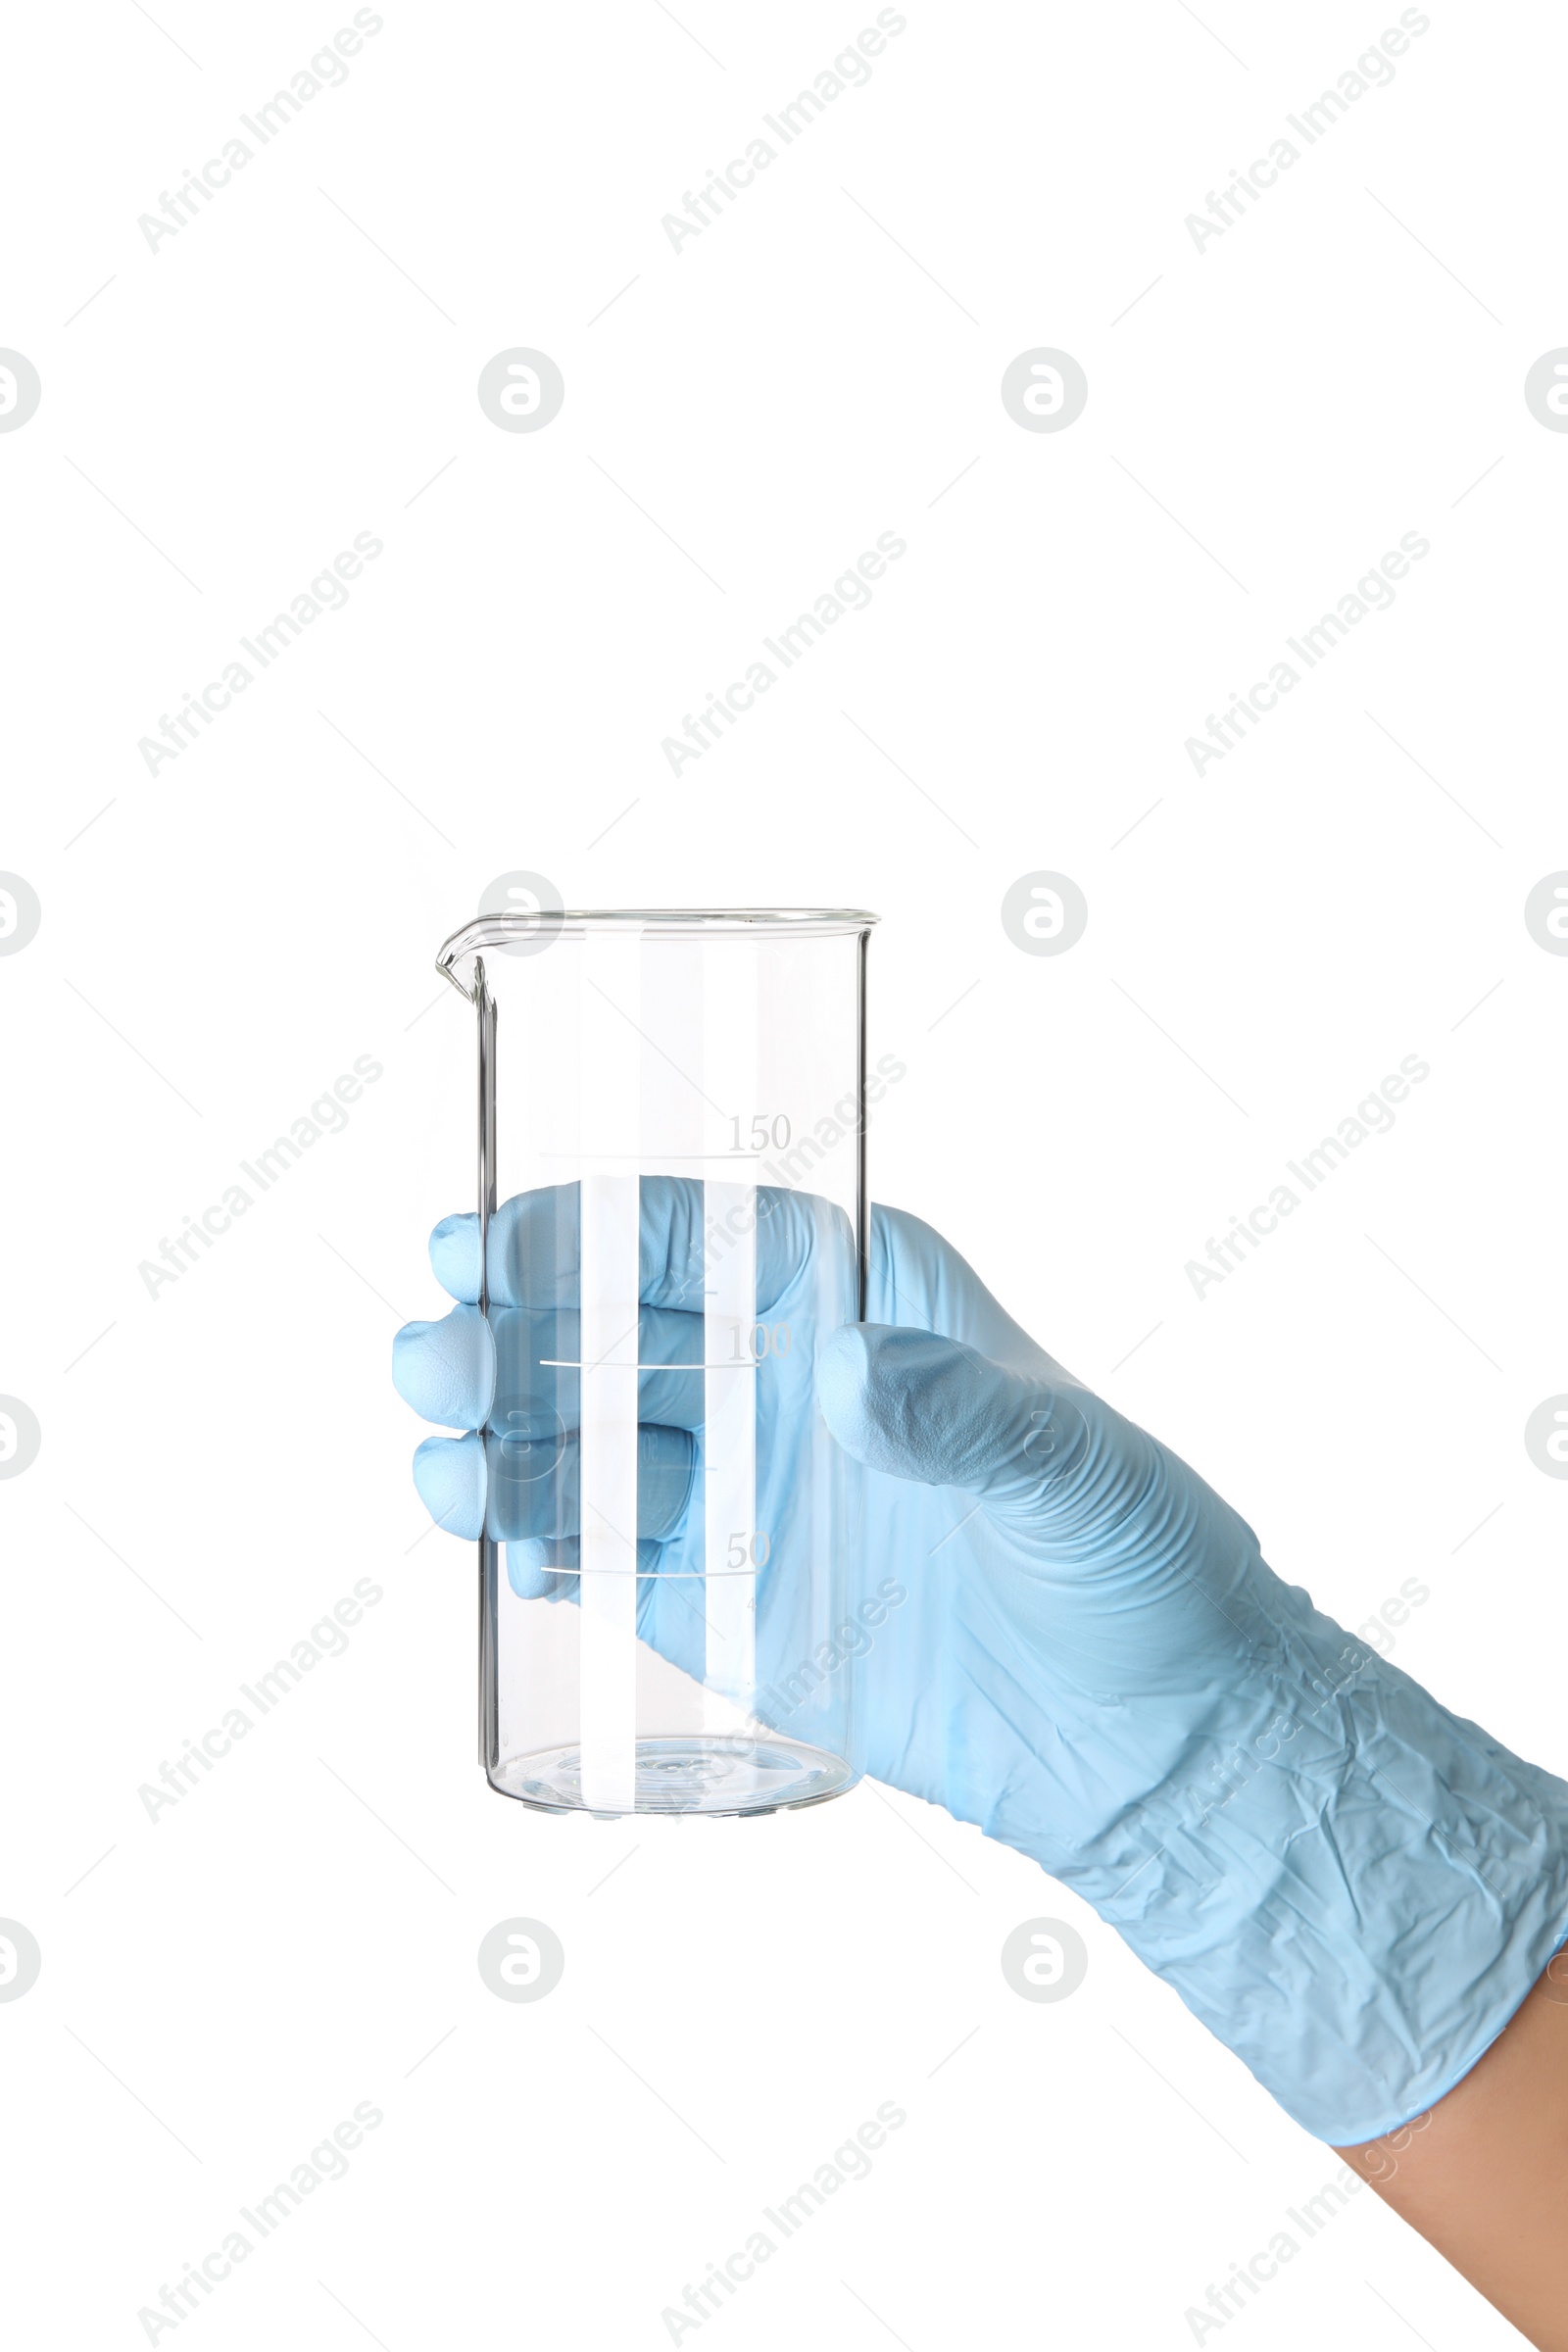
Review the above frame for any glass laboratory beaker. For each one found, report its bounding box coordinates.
[433,907,878,1817]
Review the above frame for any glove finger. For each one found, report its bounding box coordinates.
[505,1536,664,1598]
[491,1305,709,1437]
[506,1538,569,1599]
[485,1424,697,1544]
[392,1304,495,1430]
[429,1176,841,1314]
[395,1304,710,1437]
[818,1323,1088,1507]
[411,1427,698,1544]
[412,1431,486,1540]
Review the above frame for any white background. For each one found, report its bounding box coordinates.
[3,1,1566,2344]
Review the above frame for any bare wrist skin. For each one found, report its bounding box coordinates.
[1336,1954,1568,2351]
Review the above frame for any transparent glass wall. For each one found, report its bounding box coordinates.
[435,908,876,1816]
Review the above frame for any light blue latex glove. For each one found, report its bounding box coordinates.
[393,1183,1568,2144]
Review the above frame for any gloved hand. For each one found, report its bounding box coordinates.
[393,1183,1568,2145]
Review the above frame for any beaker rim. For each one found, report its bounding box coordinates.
[437,907,879,991]
[453,906,875,934]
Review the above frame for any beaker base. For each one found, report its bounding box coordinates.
[486,1735,857,1817]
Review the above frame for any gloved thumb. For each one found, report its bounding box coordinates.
[817,1324,1088,1508]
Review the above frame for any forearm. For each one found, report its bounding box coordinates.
[1337,1956,1568,2351]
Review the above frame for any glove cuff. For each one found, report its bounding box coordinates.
[1030,1612,1568,2143]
